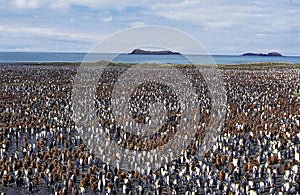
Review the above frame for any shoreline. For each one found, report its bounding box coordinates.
[1,61,300,70]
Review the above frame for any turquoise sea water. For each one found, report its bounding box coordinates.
[0,52,300,64]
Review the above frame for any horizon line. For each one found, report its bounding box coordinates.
[0,51,299,57]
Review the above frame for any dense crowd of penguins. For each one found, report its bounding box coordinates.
[0,64,299,194]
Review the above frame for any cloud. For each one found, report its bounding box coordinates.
[1,0,300,54]
[129,22,146,28]
[11,0,41,9]
[100,17,113,22]
[97,11,113,22]
[152,0,297,30]
[7,0,182,11]
[144,0,300,54]
[0,24,99,52]
[0,25,97,41]
[7,0,148,10]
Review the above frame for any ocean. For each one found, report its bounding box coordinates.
[0,52,300,64]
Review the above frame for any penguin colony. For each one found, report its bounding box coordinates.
[0,64,299,194]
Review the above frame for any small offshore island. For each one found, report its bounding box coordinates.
[242,52,283,56]
[129,49,181,55]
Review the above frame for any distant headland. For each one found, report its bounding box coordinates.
[129,49,181,55]
[242,52,283,57]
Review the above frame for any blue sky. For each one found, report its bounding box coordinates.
[0,0,299,55]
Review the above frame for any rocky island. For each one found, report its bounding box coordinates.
[129,49,181,55]
[242,52,283,56]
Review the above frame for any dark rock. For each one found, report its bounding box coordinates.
[129,49,181,55]
[267,52,283,56]
[242,52,283,56]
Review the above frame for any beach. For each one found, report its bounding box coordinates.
[0,62,299,194]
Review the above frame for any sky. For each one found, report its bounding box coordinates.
[0,0,299,55]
